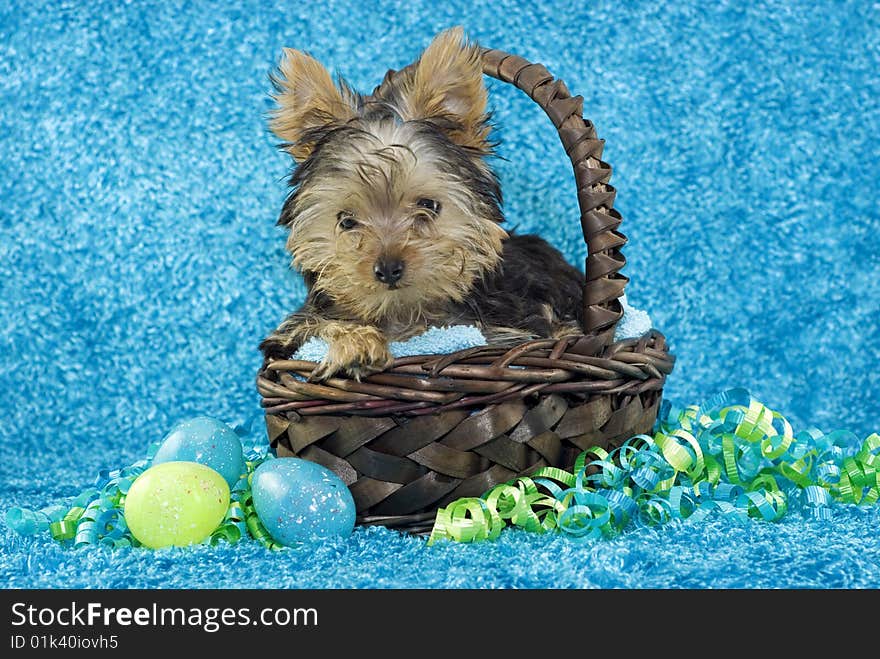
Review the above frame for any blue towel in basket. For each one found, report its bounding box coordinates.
[291,296,653,361]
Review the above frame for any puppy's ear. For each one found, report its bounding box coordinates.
[270,48,357,161]
[383,27,490,152]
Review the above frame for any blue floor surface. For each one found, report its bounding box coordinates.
[1,0,878,588]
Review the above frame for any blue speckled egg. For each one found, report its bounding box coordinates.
[251,458,356,546]
[152,416,245,488]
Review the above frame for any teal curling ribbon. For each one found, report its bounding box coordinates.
[5,504,67,535]
[428,389,880,545]
[5,437,286,551]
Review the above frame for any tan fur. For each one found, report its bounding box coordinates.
[285,123,507,328]
[481,325,539,346]
[551,321,584,339]
[380,27,490,151]
[270,48,356,160]
[309,321,393,381]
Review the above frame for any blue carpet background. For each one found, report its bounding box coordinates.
[1,0,878,588]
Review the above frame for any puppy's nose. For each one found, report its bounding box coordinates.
[373,258,405,286]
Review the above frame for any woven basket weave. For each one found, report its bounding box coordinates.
[257,47,675,534]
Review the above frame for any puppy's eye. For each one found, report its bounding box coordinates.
[416,198,441,214]
[337,212,358,230]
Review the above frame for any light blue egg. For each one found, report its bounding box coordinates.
[152,416,245,487]
[251,458,356,546]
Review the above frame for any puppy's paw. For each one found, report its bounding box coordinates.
[310,323,393,382]
[551,321,584,339]
[258,335,296,372]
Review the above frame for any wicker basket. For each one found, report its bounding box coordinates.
[257,47,675,534]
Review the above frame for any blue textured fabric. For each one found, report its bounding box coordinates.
[293,325,490,361]
[2,0,878,589]
[291,301,652,361]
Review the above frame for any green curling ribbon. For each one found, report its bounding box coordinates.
[238,490,285,551]
[428,498,503,544]
[210,500,247,546]
[427,389,880,545]
[49,507,85,541]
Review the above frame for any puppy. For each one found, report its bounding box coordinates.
[260,27,585,380]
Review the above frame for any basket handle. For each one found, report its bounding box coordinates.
[373,47,629,354]
[480,49,627,352]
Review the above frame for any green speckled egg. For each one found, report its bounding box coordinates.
[124,461,229,549]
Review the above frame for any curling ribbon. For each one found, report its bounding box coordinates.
[427,389,880,545]
[5,439,288,551]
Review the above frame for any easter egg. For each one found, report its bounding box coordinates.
[124,461,230,549]
[251,458,356,546]
[153,416,245,487]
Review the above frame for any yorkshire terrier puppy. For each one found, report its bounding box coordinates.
[260,27,585,380]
